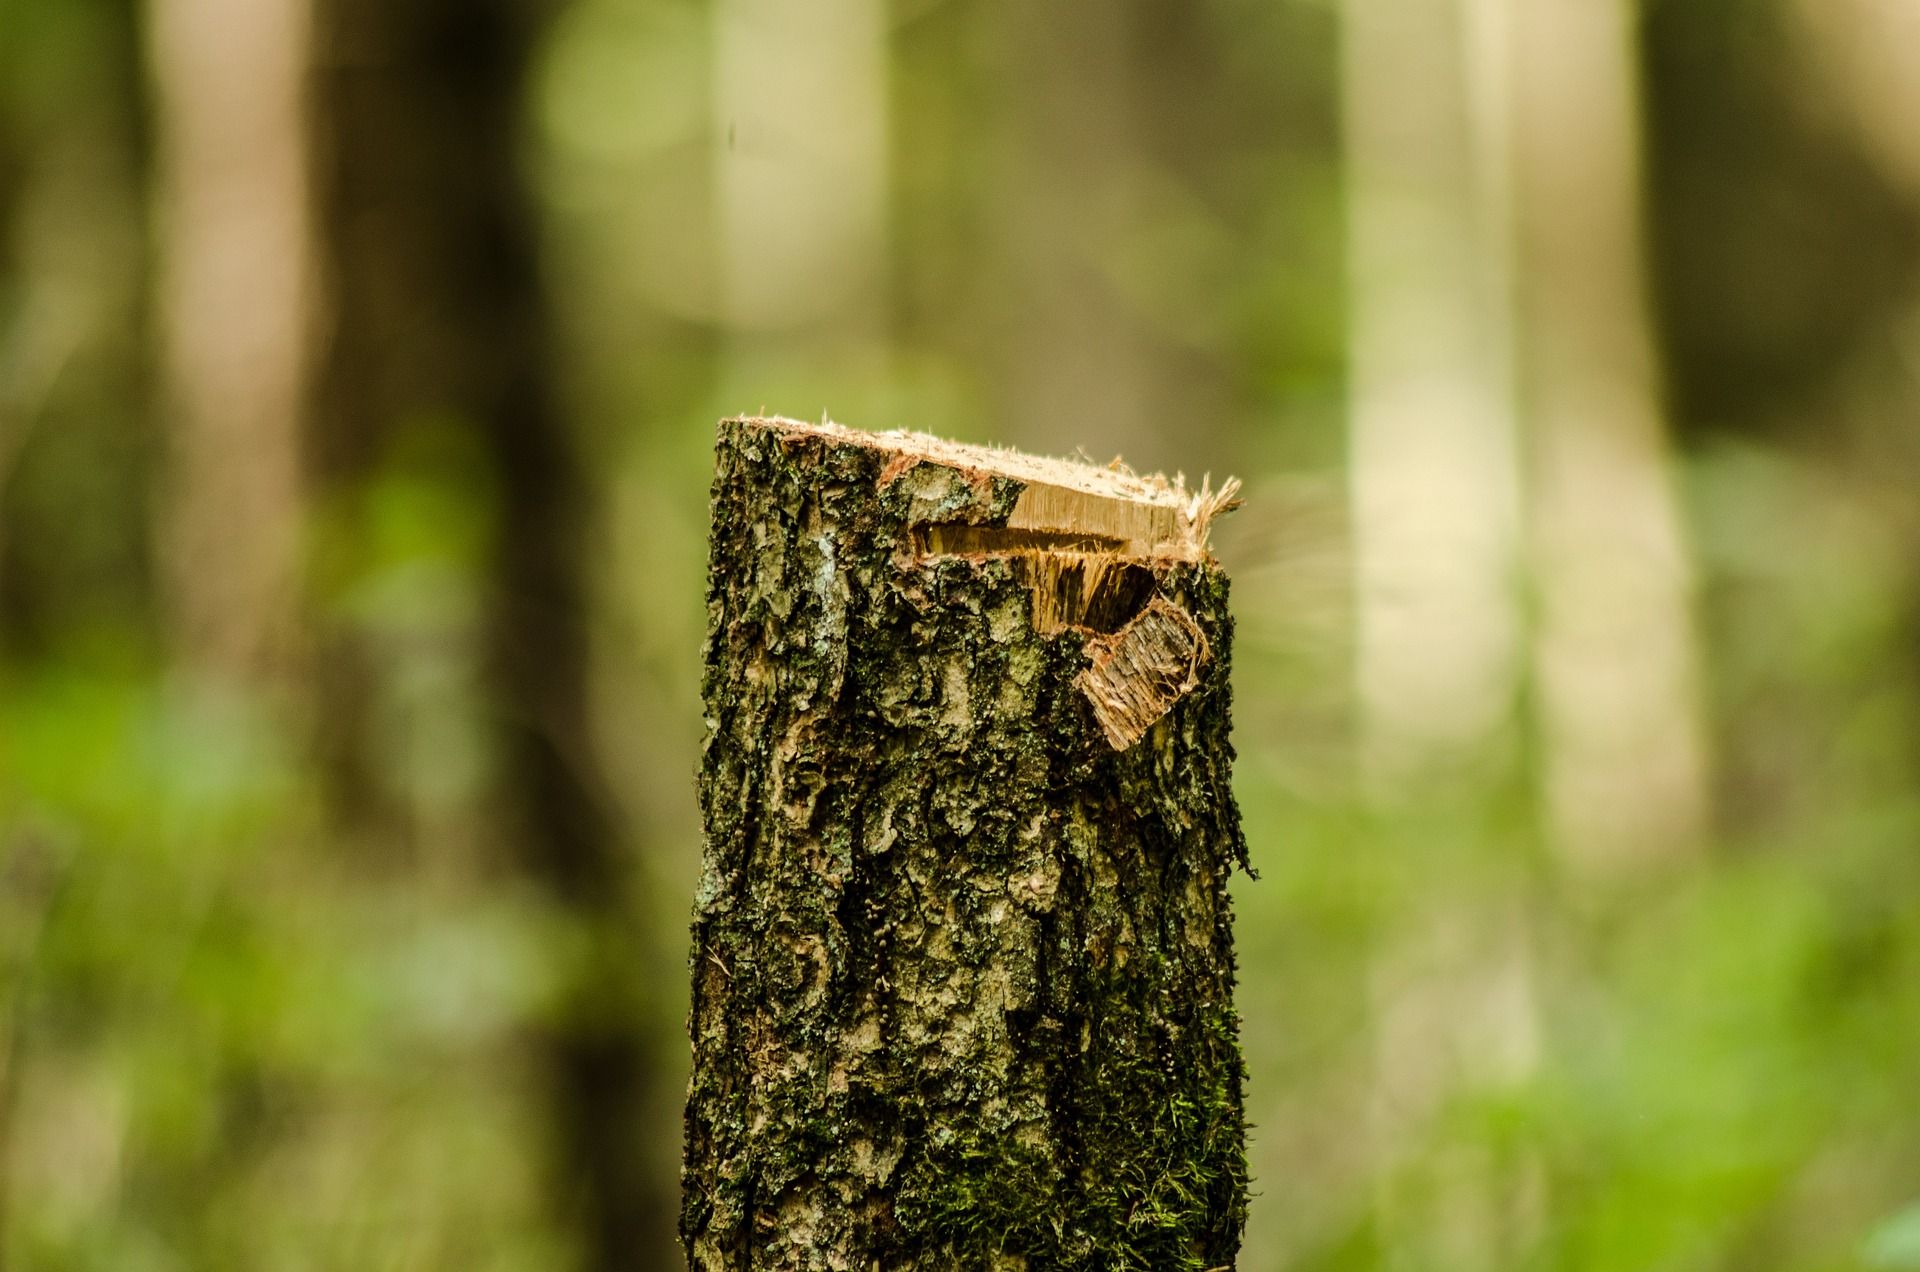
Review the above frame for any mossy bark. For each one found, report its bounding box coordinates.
[685,418,1249,1271]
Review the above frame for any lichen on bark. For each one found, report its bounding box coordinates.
[684,417,1249,1270]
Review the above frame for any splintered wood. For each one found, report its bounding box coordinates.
[1021,553,1155,639]
[1077,597,1212,749]
[1004,482,1182,557]
[819,416,1234,560]
[688,415,1251,1269]
[751,416,1238,751]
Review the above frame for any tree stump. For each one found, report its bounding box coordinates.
[684,417,1249,1270]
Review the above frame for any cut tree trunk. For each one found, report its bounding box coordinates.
[685,417,1250,1271]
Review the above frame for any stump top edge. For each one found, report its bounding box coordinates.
[728,415,1195,508]
[726,416,1242,557]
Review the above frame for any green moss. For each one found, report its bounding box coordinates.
[896,1005,1247,1271]
[688,420,1248,1269]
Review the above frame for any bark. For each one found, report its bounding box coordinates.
[685,417,1249,1271]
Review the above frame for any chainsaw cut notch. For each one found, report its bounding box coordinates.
[1024,553,1157,636]
[911,524,1158,635]
[743,416,1234,750]
[912,525,1130,556]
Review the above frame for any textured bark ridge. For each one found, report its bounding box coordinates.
[685,417,1250,1270]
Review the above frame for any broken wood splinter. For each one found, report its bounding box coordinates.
[688,416,1250,1268]
[1077,596,1213,749]
[759,416,1237,749]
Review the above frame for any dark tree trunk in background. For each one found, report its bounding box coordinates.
[303,1,672,1266]
[685,417,1249,1270]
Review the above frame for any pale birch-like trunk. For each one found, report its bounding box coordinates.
[1511,0,1709,872]
[146,0,311,679]
[1344,0,1524,780]
[711,0,888,340]
[1343,1,1540,1263]
[987,3,1159,465]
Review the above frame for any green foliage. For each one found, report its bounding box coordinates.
[1866,1206,1920,1270]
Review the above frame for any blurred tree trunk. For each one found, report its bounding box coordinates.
[0,90,23,535]
[145,0,311,680]
[0,0,155,660]
[711,0,887,352]
[988,2,1161,466]
[1,0,155,1260]
[0,106,15,1264]
[1791,0,1920,205]
[1341,1,1541,1266]
[303,1,675,1266]
[1343,0,1524,784]
[1510,0,1709,873]
[1789,0,1920,791]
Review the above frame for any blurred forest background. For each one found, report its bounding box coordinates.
[3,0,1920,1268]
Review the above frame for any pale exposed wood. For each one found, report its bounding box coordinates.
[752,416,1235,559]
[744,417,1239,750]
[1019,553,1153,638]
[1077,596,1212,750]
